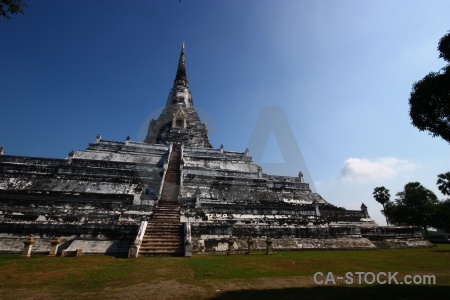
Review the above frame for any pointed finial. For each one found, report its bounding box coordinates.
[175,42,188,87]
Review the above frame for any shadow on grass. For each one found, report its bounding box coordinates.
[207,285,449,300]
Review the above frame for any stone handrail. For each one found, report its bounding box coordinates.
[157,143,173,202]
[128,220,148,258]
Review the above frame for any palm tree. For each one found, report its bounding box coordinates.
[373,186,391,225]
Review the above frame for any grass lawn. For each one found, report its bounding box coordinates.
[0,245,449,299]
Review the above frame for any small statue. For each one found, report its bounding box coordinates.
[298,171,304,183]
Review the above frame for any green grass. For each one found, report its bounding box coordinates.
[0,245,449,299]
[187,247,450,280]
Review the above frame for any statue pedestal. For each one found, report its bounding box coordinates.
[48,237,61,257]
[266,238,273,255]
[22,236,36,258]
[227,238,235,255]
[247,238,254,254]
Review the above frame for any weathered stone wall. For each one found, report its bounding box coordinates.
[181,147,328,209]
[192,237,378,253]
[0,223,138,254]
[0,141,167,254]
[0,144,167,195]
[188,223,432,253]
[0,190,155,223]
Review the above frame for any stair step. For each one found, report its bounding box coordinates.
[145,229,182,233]
[145,231,182,235]
[142,241,181,244]
[151,220,180,222]
[139,251,183,256]
[140,249,183,252]
[144,234,182,238]
[145,231,181,234]
[152,213,179,216]
[141,241,182,246]
[145,230,181,233]
[146,225,182,229]
[145,227,182,231]
[144,237,182,240]
[146,223,182,226]
[141,242,182,247]
[147,221,181,225]
[144,229,182,234]
[153,206,180,210]
[143,237,182,241]
[140,246,183,251]
[138,146,184,256]
[145,232,182,237]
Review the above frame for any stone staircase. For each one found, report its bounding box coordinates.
[139,145,184,256]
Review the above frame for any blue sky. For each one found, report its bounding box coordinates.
[1,0,449,225]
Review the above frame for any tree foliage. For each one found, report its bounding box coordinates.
[384,182,438,230]
[437,172,450,196]
[0,0,26,21]
[438,31,450,63]
[379,173,450,231]
[409,31,450,143]
[373,186,390,224]
[430,200,450,232]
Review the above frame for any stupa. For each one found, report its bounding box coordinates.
[0,44,430,256]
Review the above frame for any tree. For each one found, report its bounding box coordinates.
[373,186,390,225]
[437,172,450,197]
[384,182,439,230]
[409,31,450,144]
[433,172,450,232]
[0,0,26,21]
[430,199,450,232]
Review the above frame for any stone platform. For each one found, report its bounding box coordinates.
[0,43,432,256]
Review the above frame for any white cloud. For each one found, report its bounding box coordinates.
[340,157,416,182]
